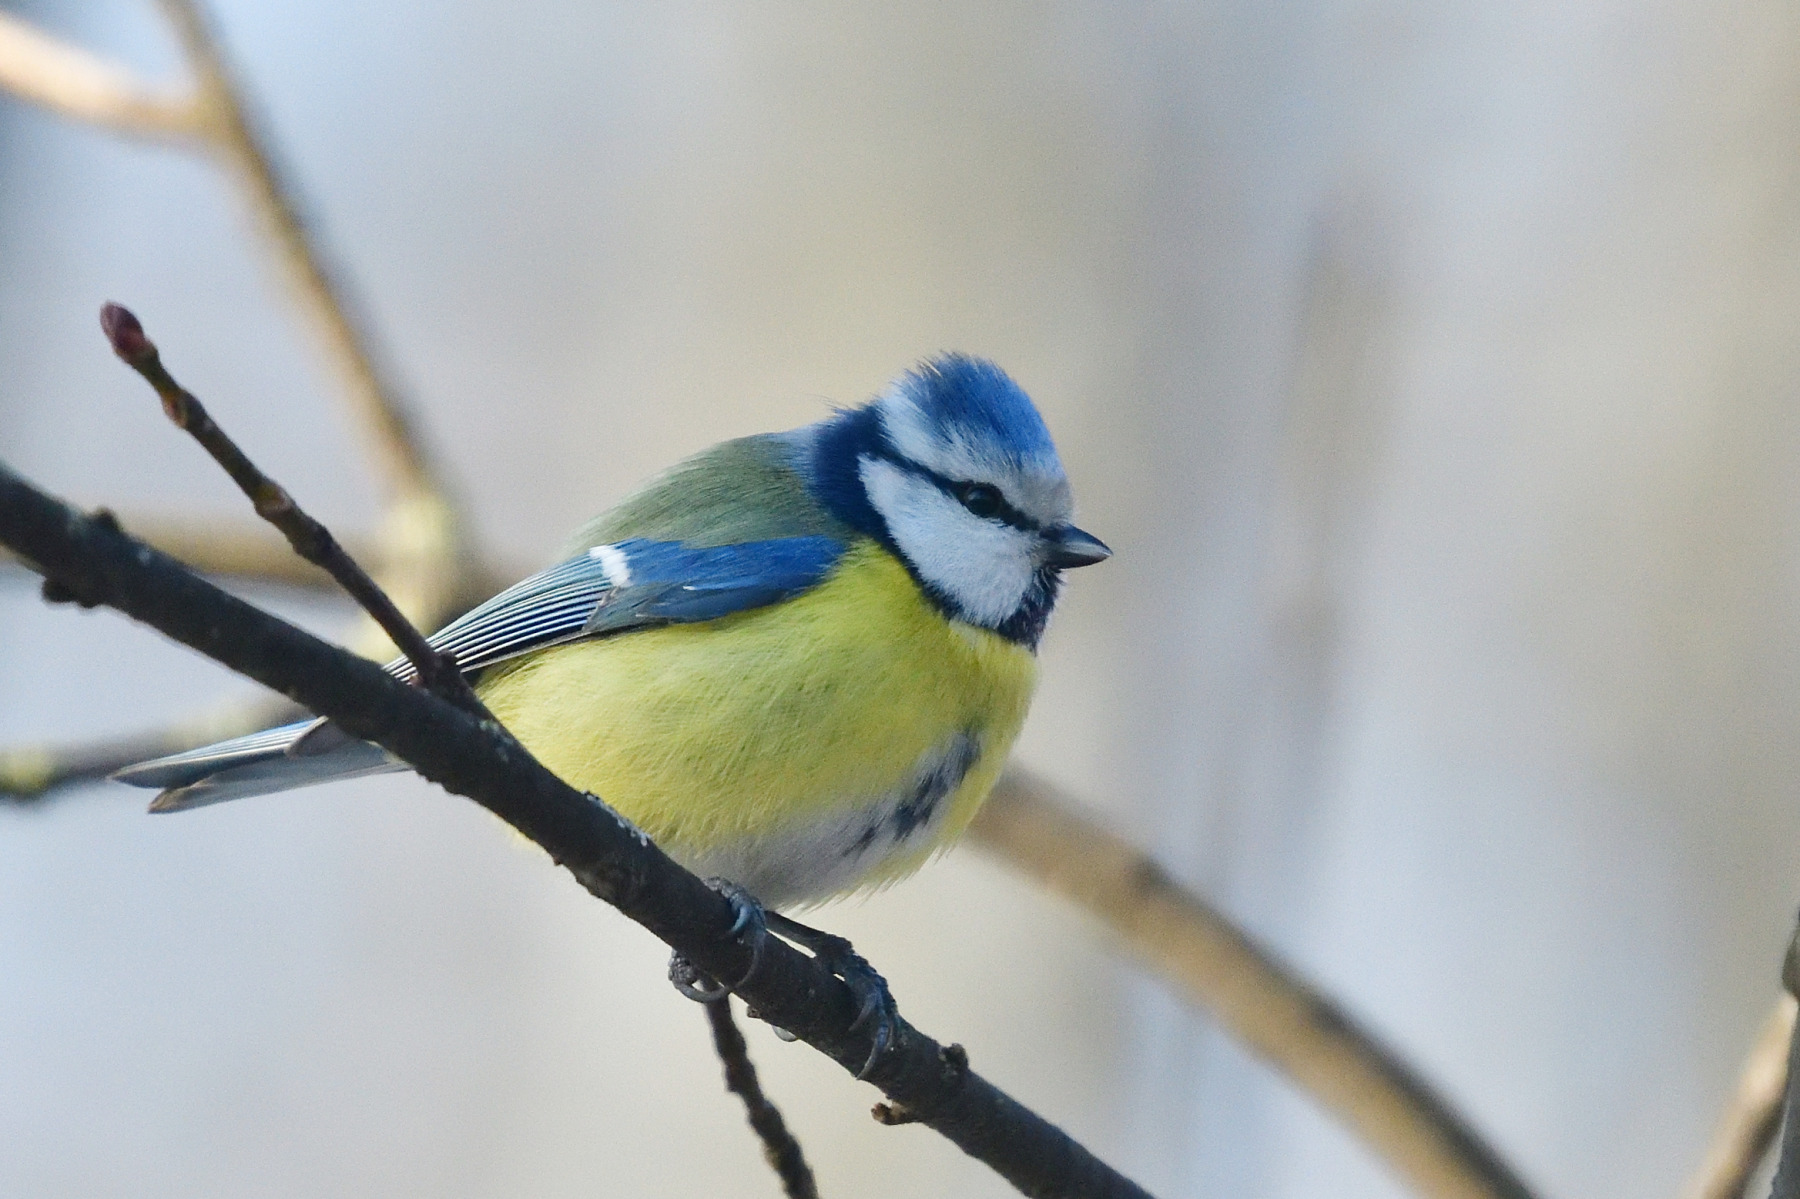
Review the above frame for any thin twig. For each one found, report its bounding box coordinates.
[968,770,1539,1199]
[0,11,202,140]
[0,462,1156,1199]
[705,999,820,1199]
[1682,995,1796,1199]
[99,302,473,706]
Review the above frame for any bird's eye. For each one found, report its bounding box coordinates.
[955,483,1004,519]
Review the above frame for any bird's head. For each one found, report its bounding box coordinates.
[806,354,1110,647]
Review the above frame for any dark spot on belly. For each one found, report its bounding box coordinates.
[890,732,981,841]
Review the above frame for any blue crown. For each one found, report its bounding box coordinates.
[887,354,1058,469]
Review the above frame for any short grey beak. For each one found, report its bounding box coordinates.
[1042,524,1112,569]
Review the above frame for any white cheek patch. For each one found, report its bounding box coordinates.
[859,456,1038,628]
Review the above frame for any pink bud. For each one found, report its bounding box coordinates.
[100,303,150,360]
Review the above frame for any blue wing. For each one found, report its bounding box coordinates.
[115,535,847,805]
[389,534,847,681]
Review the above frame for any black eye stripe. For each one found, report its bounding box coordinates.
[866,448,1040,530]
[924,469,1033,529]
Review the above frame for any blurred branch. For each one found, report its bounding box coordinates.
[0,11,202,140]
[152,0,471,629]
[969,770,1539,1199]
[0,698,298,804]
[705,998,820,1199]
[84,513,351,588]
[147,0,441,508]
[1683,994,1796,1199]
[2,514,335,589]
[147,0,435,504]
[0,3,470,616]
[4,515,510,599]
[1763,929,1800,1199]
[0,732,169,803]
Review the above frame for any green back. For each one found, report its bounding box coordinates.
[558,433,856,555]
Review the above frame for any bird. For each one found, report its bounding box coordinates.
[114,353,1109,1059]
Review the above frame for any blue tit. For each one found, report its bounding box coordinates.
[115,354,1110,912]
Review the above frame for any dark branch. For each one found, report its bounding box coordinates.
[0,463,1153,1199]
[99,302,471,703]
[705,999,819,1199]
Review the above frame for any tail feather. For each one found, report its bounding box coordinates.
[112,719,405,811]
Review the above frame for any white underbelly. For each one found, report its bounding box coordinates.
[671,731,981,909]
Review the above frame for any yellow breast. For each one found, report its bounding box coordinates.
[474,540,1038,905]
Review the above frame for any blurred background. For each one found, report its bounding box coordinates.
[5,1,1800,1196]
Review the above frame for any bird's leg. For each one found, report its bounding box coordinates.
[668,879,768,1003]
[666,886,900,1080]
[764,911,900,1081]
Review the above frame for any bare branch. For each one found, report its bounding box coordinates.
[705,999,820,1199]
[0,513,500,809]
[0,461,1155,1199]
[968,770,1539,1199]
[0,11,202,140]
[101,302,474,703]
[1683,995,1795,1199]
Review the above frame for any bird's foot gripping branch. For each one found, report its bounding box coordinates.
[0,307,1155,1199]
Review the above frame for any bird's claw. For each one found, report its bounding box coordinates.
[842,954,898,1079]
[667,891,900,1078]
[767,914,901,1080]
[667,878,768,1003]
